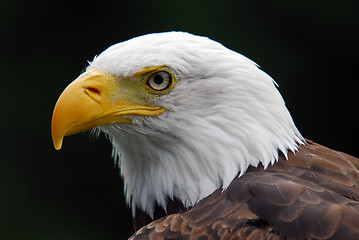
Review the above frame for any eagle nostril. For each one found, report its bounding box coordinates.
[84,87,102,103]
[86,87,100,95]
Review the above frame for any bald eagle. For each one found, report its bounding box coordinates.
[52,32,359,239]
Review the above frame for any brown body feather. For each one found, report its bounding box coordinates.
[130,140,359,240]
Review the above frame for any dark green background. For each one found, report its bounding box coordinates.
[1,0,358,239]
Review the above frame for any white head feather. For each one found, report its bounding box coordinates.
[89,32,303,218]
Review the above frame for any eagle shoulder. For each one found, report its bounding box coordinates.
[130,141,359,239]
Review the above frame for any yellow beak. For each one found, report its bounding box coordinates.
[51,69,165,150]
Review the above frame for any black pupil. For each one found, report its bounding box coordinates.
[154,74,164,85]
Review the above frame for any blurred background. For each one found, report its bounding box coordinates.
[1,0,358,239]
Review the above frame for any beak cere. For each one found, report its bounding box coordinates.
[51,69,165,150]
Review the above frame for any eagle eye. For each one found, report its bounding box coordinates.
[147,71,172,91]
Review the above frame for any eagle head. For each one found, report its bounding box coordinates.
[52,32,303,217]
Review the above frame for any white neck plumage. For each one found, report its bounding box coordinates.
[98,63,303,217]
